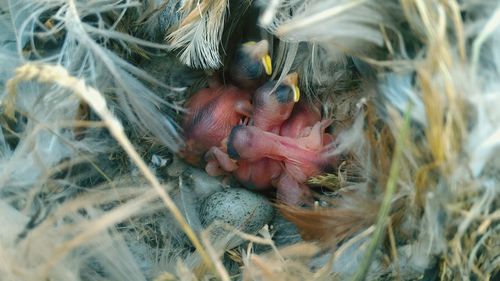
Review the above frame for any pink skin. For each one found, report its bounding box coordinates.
[205,146,311,204]
[221,82,303,198]
[227,123,333,179]
[204,146,283,190]
[180,84,252,166]
[234,158,283,190]
[280,100,336,147]
[275,172,312,205]
[280,100,322,138]
[252,84,295,133]
[240,100,336,204]
[221,122,333,205]
[180,79,335,204]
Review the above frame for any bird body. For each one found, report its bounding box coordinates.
[227,122,333,182]
[280,100,322,138]
[224,95,336,203]
[253,73,300,133]
[180,54,335,204]
[180,85,252,166]
[233,158,283,190]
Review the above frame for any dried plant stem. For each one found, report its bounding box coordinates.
[313,226,375,279]
[41,189,159,277]
[4,63,220,278]
[200,231,231,281]
[387,221,401,280]
[351,108,411,281]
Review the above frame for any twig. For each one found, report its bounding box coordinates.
[200,231,231,281]
[387,220,401,281]
[351,106,411,281]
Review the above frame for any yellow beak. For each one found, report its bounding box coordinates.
[244,40,272,76]
[261,54,273,75]
[292,84,300,102]
[284,72,300,102]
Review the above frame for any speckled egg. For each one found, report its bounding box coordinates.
[200,188,275,249]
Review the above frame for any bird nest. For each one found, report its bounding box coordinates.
[0,1,499,280]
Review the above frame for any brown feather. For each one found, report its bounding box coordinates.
[277,193,380,245]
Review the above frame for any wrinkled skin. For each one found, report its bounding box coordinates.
[180,76,335,204]
[281,100,322,138]
[252,81,296,133]
[233,158,283,190]
[225,78,300,198]
[228,99,335,204]
[180,85,252,166]
[227,120,334,179]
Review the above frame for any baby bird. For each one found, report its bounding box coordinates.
[229,40,273,89]
[226,98,335,204]
[180,40,272,168]
[180,64,335,204]
[196,73,302,177]
[180,84,252,166]
[253,72,301,133]
[226,123,332,177]
[221,73,302,192]
[226,121,334,204]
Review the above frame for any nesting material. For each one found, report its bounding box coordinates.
[0,0,499,281]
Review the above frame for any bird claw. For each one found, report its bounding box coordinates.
[297,120,332,150]
[204,146,238,173]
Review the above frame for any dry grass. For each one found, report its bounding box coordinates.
[0,0,499,280]
[5,63,222,279]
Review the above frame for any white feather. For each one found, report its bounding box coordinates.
[166,0,229,69]
[5,0,184,151]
